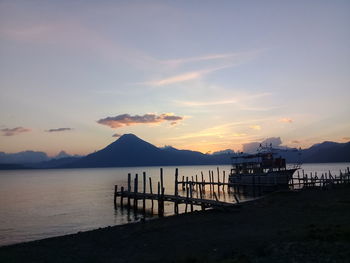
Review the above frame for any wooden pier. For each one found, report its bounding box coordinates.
[114,168,239,217]
[113,167,350,217]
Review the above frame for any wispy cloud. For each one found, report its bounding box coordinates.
[176,92,273,111]
[249,125,261,130]
[178,99,238,107]
[279,118,293,123]
[161,49,264,68]
[169,122,251,140]
[144,65,232,86]
[162,53,239,67]
[97,113,184,128]
[232,133,247,137]
[46,128,73,132]
[1,127,31,136]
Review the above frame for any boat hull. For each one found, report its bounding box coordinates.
[228,169,297,186]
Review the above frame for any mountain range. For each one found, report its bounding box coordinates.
[0,134,349,169]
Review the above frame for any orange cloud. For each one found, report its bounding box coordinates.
[249,125,261,130]
[279,118,293,123]
[1,127,31,136]
[97,113,184,128]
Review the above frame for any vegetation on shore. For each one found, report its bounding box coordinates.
[1,185,350,263]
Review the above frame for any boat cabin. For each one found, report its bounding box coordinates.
[230,152,287,175]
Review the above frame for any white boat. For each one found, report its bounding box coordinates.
[229,146,300,187]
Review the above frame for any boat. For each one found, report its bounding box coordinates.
[228,145,300,188]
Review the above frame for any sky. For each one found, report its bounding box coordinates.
[0,0,349,156]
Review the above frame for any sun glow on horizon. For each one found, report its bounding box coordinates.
[0,1,349,156]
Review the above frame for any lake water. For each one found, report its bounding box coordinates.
[0,163,349,246]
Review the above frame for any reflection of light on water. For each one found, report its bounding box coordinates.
[0,163,349,246]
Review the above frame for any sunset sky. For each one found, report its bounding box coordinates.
[1,1,349,156]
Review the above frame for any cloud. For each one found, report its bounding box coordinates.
[97,113,184,128]
[112,133,122,138]
[46,128,72,132]
[162,53,239,67]
[242,137,283,153]
[232,133,247,137]
[144,65,232,86]
[161,49,265,68]
[279,118,293,123]
[176,93,272,111]
[178,99,238,107]
[249,125,261,130]
[1,127,31,136]
[291,140,301,144]
[342,137,350,141]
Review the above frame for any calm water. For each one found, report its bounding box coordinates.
[0,163,349,246]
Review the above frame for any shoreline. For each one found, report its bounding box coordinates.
[1,185,350,262]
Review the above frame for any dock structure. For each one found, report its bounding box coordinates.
[292,167,350,189]
[114,167,350,216]
[114,168,239,217]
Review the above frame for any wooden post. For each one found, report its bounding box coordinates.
[201,172,205,194]
[190,179,194,212]
[114,185,118,207]
[127,173,131,207]
[157,182,162,216]
[195,174,199,194]
[120,186,124,207]
[297,171,300,189]
[301,169,305,188]
[305,173,308,188]
[182,176,185,190]
[134,174,138,209]
[310,172,313,186]
[217,167,220,194]
[174,168,178,196]
[191,176,194,194]
[149,177,154,209]
[160,168,164,192]
[199,182,205,211]
[208,171,212,193]
[211,171,215,193]
[161,186,165,214]
[223,171,226,192]
[340,170,343,184]
[174,168,179,214]
[185,177,189,213]
[143,172,146,212]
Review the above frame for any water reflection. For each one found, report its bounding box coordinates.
[0,163,349,246]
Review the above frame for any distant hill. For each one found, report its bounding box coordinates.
[31,156,82,169]
[0,151,49,164]
[302,141,350,163]
[1,134,349,170]
[47,135,350,168]
[66,134,229,168]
